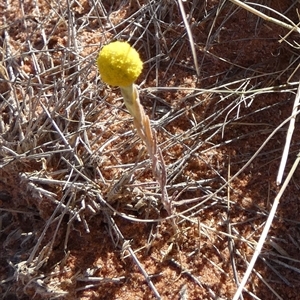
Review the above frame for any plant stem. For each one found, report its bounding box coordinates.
[120,84,172,215]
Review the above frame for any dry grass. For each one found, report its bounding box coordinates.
[1,0,300,299]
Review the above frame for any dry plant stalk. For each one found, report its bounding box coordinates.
[276,81,300,185]
[230,0,300,34]
[97,41,172,215]
[233,153,300,300]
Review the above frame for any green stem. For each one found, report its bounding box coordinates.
[120,84,138,119]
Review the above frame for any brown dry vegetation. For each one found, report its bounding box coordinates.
[0,0,300,299]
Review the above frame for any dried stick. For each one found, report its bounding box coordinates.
[276,81,300,185]
[233,152,300,300]
[230,0,300,34]
[103,208,162,300]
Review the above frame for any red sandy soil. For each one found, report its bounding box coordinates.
[0,0,300,299]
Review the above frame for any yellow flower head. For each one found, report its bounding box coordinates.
[97,41,143,87]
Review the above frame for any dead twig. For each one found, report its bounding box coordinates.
[103,209,162,300]
[233,151,300,300]
[230,0,300,34]
[277,81,300,184]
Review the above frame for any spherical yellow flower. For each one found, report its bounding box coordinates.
[97,41,143,87]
